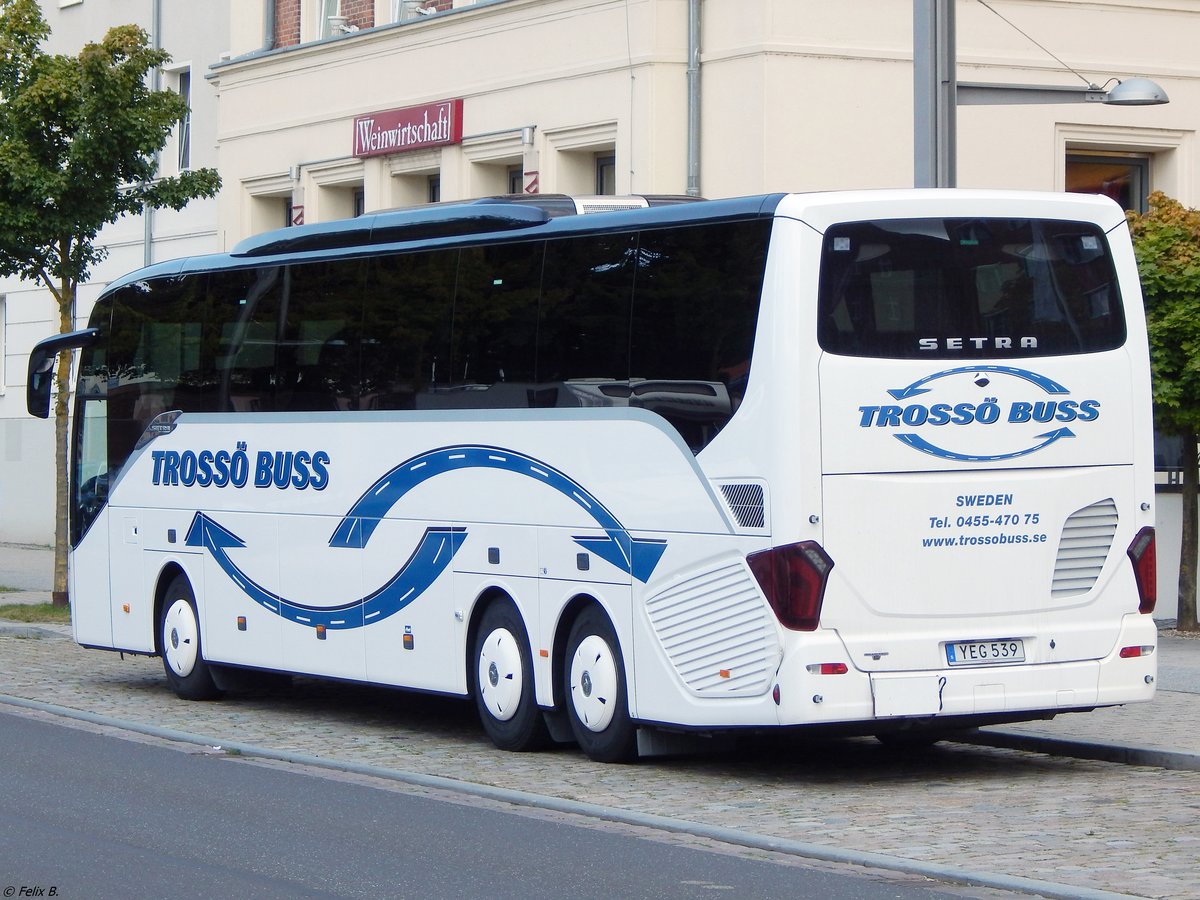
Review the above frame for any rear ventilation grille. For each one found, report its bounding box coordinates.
[1052,498,1118,598]
[645,561,780,696]
[720,483,766,529]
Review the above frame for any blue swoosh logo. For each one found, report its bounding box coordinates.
[330,445,666,583]
[185,512,464,630]
[185,445,667,630]
[888,366,1069,401]
[896,427,1075,463]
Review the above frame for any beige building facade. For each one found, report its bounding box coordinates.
[213,0,1200,251]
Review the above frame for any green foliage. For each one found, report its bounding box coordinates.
[1128,192,1200,435]
[0,0,220,293]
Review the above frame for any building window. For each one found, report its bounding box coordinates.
[393,0,450,22]
[1066,153,1149,213]
[508,166,524,195]
[176,69,192,171]
[354,189,365,217]
[280,200,300,229]
[428,175,441,203]
[319,0,339,38]
[595,155,616,195]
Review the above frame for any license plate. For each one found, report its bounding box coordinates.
[945,638,1025,667]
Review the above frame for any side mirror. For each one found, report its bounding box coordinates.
[27,328,99,418]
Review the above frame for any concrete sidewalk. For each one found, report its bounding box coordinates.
[0,541,52,604]
[1,540,1197,769]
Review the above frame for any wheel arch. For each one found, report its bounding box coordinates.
[550,592,610,710]
[463,584,519,697]
[152,561,189,657]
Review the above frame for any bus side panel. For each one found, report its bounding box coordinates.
[278,512,365,681]
[364,517,465,692]
[631,536,785,728]
[69,510,113,649]
[108,509,152,652]
[107,411,735,707]
[198,511,284,671]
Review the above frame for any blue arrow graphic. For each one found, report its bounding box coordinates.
[186,446,666,631]
[888,366,1070,401]
[895,427,1075,463]
[330,445,666,583]
[185,511,465,630]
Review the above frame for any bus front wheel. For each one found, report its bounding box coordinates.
[473,598,549,752]
[563,605,637,763]
[159,574,221,701]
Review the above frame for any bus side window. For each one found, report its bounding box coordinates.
[106,276,208,476]
[538,232,636,407]
[630,220,770,452]
[72,299,113,546]
[276,259,364,411]
[363,249,456,411]
[441,242,543,409]
[209,267,283,412]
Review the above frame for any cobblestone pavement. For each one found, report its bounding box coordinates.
[2,630,1197,899]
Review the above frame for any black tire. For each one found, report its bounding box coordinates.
[472,598,549,752]
[159,574,222,701]
[563,604,637,763]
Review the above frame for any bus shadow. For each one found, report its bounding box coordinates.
[201,672,1088,785]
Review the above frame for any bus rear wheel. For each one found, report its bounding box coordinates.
[473,598,549,752]
[159,574,221,701]
[563,605,637,763]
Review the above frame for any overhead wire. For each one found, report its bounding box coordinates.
[973,0,1094,87]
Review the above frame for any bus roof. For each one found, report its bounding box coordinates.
[105,192,788,294]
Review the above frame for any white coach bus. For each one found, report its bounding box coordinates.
[29,189,1158,761]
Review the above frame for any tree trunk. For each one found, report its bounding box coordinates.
[51,281,73,608]
[1178,430,1199,630]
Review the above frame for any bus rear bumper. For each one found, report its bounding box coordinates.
[775,615,1157,727]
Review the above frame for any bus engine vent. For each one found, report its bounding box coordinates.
[645,561,780,697]
[719,483,766,529]
[1051,498,1118,598]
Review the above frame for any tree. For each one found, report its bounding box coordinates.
[0,0,220,605]
[1127,191,1200,631]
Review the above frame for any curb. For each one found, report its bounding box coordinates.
[0,692,1139,900]
[0,620,72,638]
[957,728,1200,773]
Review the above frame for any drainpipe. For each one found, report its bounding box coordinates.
[264,0,276,51]
[686,0,701,196]
[143,0,161,268]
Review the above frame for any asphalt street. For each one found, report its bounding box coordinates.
[0,707,991,900]
[2,543,1199,899]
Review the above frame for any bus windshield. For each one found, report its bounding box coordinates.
[817,218,1126,359]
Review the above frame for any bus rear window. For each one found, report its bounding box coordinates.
[817,218,1126,358]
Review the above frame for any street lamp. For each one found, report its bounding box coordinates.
[957,78,1170,106]
[914,0,1169,188]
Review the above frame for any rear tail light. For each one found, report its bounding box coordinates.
[1119,645,1155,659]
[747,541,834,631]
[806,662,848,675]
[1126,526,1156,614]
